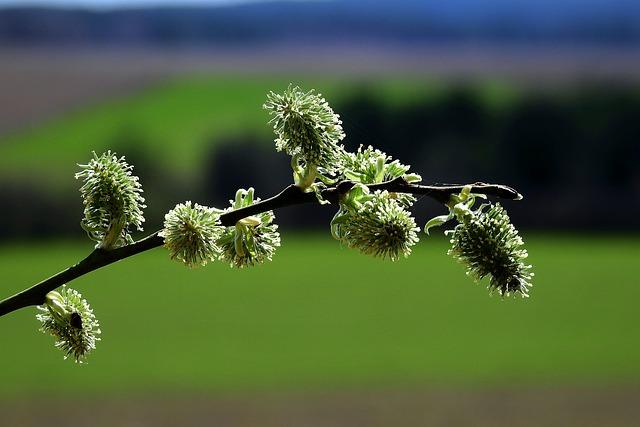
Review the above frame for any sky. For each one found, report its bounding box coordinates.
[0,0,265,7]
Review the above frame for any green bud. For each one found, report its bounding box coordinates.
[264,85,345,176]
[334,190,419,261]
[217,188,281,268]
[36,286,101,363]
[341,145,421,185]
[160,201,223,268]
[341,145,421,207]
[423,185,487,236]
[44,291,68,320]
[238,216,262,227]
[76,151,146,249]
[447,203,534,297]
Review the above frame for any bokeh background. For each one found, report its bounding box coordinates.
[1,1,639,426]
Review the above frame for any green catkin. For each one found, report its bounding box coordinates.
[75,151,146,249]
[448,203,534,297]
[216,188,281,268]
[36,286,101,363]
[160,201,222,268]
[264,85,345,175]
[336,190,419,261]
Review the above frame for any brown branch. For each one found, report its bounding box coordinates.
[218,178,521,226]
[0,232,163,317]
[0,178,521,318]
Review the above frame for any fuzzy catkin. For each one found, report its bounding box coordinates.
[338,191,419,261]
[264,85,345,174]
[448,203,533,297]
[36,286,101,363]
[161,201,222,268]
[217,189,281,268]
[76,151,146,248]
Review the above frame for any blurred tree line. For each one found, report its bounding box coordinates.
[332,84,640,230]
[206,84,640,231]
[1,84,638,239]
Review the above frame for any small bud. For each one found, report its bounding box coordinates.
[341,145,421,207]
[160,201,223,268]
[76,151,146,249]
[447,203,534,297]
[217,188,281,268]
[341,145,421,185]
[36,286,101,363]
[335,190,419,261]
[264,85,345,175]
[44,290,69,319]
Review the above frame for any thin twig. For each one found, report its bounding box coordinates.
[0,178,521,318]
[218,178,521,226]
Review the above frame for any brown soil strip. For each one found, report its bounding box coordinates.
[2,387,639,427]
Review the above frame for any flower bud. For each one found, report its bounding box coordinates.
[76,151,146,249]
[341,145,421,207]
[447,203,534,297]
[217,188,281,268]
[36,286,101,363]
[264,85,345,175]
[335,190,419,261]
[160,201,222,268]
[341,145,421,185]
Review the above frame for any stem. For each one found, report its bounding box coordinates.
[0,232,162,317]
[296,163,317,191]
[0,178,520,318]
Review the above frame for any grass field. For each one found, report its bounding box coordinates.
[0,233,638,397]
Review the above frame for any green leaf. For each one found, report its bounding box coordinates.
[424,214,453,235]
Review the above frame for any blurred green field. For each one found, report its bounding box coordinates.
[0,75,515,191]
[0,233,638,396]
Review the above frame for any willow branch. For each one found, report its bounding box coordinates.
[0,178,520,318]
[218,178,521,226]
[0,232,163,317]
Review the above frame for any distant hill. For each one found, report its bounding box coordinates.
[1,0,640,46]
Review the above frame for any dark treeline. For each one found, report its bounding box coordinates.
[203,85,640,231]
[1,84,639,239]
[333,86,640,230]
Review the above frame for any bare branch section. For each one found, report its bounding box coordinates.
[219,178,521,226]
[0,179,520,318]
